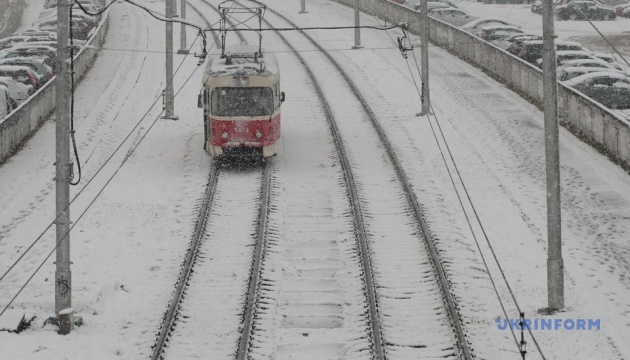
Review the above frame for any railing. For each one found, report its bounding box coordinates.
[0,9,109,163]
[332,0,630,167]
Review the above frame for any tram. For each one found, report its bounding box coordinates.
[198,2,284,159]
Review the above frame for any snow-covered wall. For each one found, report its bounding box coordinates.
[332,0,630,167]
[0,10,109,164]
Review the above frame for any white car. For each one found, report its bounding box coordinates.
[0,76,32,105]
[0,85,11,119]
[557,66,613,81]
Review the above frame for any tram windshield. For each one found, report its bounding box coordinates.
[211,87,273,116]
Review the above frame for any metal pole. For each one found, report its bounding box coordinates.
[419,0,431,115]
[300,0,307,14]
[352,0,362,49]
[164,0,178,120]
[178,0,189,54]
[54,0,72,327]
[542,0,564,310]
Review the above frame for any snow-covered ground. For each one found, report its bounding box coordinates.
[0,0,629,359]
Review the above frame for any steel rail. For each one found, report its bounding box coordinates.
[150,4,221,358]
[236,161,272,359]
[150,162,219,360]
[259,5,473,359]
[244,6,387,360]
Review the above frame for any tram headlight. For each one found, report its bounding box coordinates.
[255,131,262,139]
[221,132,228,139]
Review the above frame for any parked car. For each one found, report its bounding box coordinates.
[0,65,39,92]
[558,58,619,71]
[477,25,524,42]
[33,18,93,40]
[15,30,57,40]
[414,1,451,11]
[517,39,583,65]
[536,50,598,68]
[2,48,56,72]
[564,71,630,109]
[557,66,612,81]
[0,76,32,106]
[0,58,53,88]
[0,85,11,119]
[430,8,474,26]
[531,0,543,13]
[589,52,624,70]
[615,2,630,16]
[461,18,519,34]
[495,33,541,51]
[555,1,616,20]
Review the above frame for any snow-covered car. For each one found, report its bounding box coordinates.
[555,0,616,20]
[0,66,38,94]
[461,17,519,34]
[0,58,54,89]
[535,50,598,68]
[0,76,32,105]
[0,85,11,118]
[476,25,524,42]
[557,66,613,81]
[531,0,543,13]
[516,39,584,65]
[558,58,619,71]
[430,8,475,27]
[564,71,630,108]
[494,33,541,51]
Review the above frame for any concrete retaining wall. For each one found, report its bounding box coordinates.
[0,10,109,163]
[333,0,630,166]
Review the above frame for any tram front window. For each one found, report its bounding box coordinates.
[211,87,273,116]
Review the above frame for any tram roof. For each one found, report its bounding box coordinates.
[202,44,279,83]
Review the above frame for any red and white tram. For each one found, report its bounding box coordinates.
[199,44,284,158]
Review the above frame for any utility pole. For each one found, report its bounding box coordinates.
[54,0,72,332]
[178,0,189,54]
[163,0,178,120]
[300,0,307,14]
[352,0,362,49]
[419,0,431,115]
[542,0,564,311]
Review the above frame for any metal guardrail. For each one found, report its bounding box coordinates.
[0,9,110,164]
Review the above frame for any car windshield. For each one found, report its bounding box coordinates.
[211,87,273,116]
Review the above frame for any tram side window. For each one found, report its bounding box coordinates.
[211,87,273,116]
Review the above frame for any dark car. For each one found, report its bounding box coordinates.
[0,65,39,93]
[0,58,53,88]
[497,33,541,52]
[564,72,630,109]
[477,25,524,42]
[2,48,56,72]
[555,1,616,20]
[517,39,583,65]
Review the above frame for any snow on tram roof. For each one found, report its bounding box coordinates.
[203,44,279,82]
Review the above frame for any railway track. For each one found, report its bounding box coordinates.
[151,0,473,359]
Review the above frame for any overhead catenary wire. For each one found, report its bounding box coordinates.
[402,30,548,358]
[371,9,546,358]
[0,37,205,319]
[0,0,226,286]
[0,28,206,288]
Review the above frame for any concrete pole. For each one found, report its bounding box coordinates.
[420,0,430,114]
[54,0,72,324]
[178,0,189,54]
[352,0,362,49]
[542,0,564,310]
[164,0,177,119]
[300,0,307,13]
